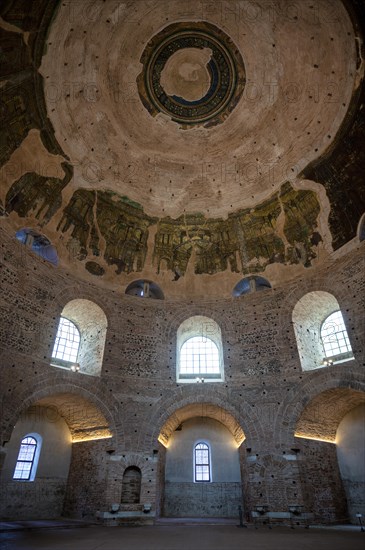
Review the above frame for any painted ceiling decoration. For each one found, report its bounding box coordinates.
[137,21,246,128]
[0,0,364,296]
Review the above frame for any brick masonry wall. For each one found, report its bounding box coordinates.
[0,227,364,522]
[164,482,242,517]
[298,440,348,524]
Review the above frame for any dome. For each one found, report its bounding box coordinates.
[1,0,364,298]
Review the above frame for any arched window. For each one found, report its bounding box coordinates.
[52,317,80,365]
[13,434,42,481]
[51,299,108,376]
[321,310,353,362]
[176,316,224,383]
[293,291,354,371]
[180,337,220,377]
[194,442,211,482]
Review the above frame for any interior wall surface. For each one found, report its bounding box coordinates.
[336,404,365,521]
[0,229,364,522]
[0,406,72,520]
[164,417,241,517]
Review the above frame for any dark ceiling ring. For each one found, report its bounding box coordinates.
[137,21,246,129]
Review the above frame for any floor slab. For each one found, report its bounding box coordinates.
[0,524,364,550]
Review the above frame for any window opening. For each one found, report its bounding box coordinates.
[52,317,80,363]
[194,442,210,482]
[180,336,220,376]
[321,310,353,360]
[13,436,37,480]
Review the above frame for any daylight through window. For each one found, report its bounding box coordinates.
[13,436,38,480]
[321,310,353,359]
[52,317,80,363]
[180,336,220,376]
[194,442,211,482]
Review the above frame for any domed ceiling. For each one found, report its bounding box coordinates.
[0,0,364,297]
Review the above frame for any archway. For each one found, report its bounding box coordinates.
[0,392,113,520]
[294,388,365,524]
[157,403,246,518]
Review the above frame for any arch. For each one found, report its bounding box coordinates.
[15,228,58,266]
[295,387,365,443]
[232,275,272,296]
[292,290,354,371]
[34,393,113,443]
[51,299,108,376]
[2,385,116,446]
[125,279,164,299]
[160,408,244,518]
[121,466,142,504]
[157,402,245,448]
[176,316,224,382]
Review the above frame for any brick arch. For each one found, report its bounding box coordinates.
[144,388,264,449]
[162,303,235,342]
[1,381,120,446]
[50,284,111,324]
[276,371,365,446]
[275,274,358,364]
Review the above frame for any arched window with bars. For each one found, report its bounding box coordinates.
[13,434,42,481]
[194,442,211,482]
[51,317,80,366]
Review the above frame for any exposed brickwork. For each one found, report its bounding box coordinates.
[0,229,364,523]
[298,440,348,524]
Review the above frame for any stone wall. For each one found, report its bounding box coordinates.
[0,227,364,522]
[164,482,242,517]
[298,440,348,524]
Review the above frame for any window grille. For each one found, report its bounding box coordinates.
[321,310,353,359]
[13,436,38,480]
[180,336,220,375]
[52,317,80,363]
[194,442,210,482]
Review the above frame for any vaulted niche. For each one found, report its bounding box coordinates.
[292,291,354,371]
[51,299,108,376]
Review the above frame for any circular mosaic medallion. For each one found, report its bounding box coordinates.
[137,22,246,129]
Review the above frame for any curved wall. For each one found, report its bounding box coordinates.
[0,228,364,523]
[336,404,365,519]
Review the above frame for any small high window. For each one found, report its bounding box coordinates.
[194,442,211,482]
[321,310,353,362]
[16,228,58,265]
[13,434,42,481]
[125,280,164,299]
[52,317,80,365]
[232,276,271,297]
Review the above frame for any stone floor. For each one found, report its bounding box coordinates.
[0,524,364,550]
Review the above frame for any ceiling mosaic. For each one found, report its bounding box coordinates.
[137,21,246,128]
[0,0,364,296]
